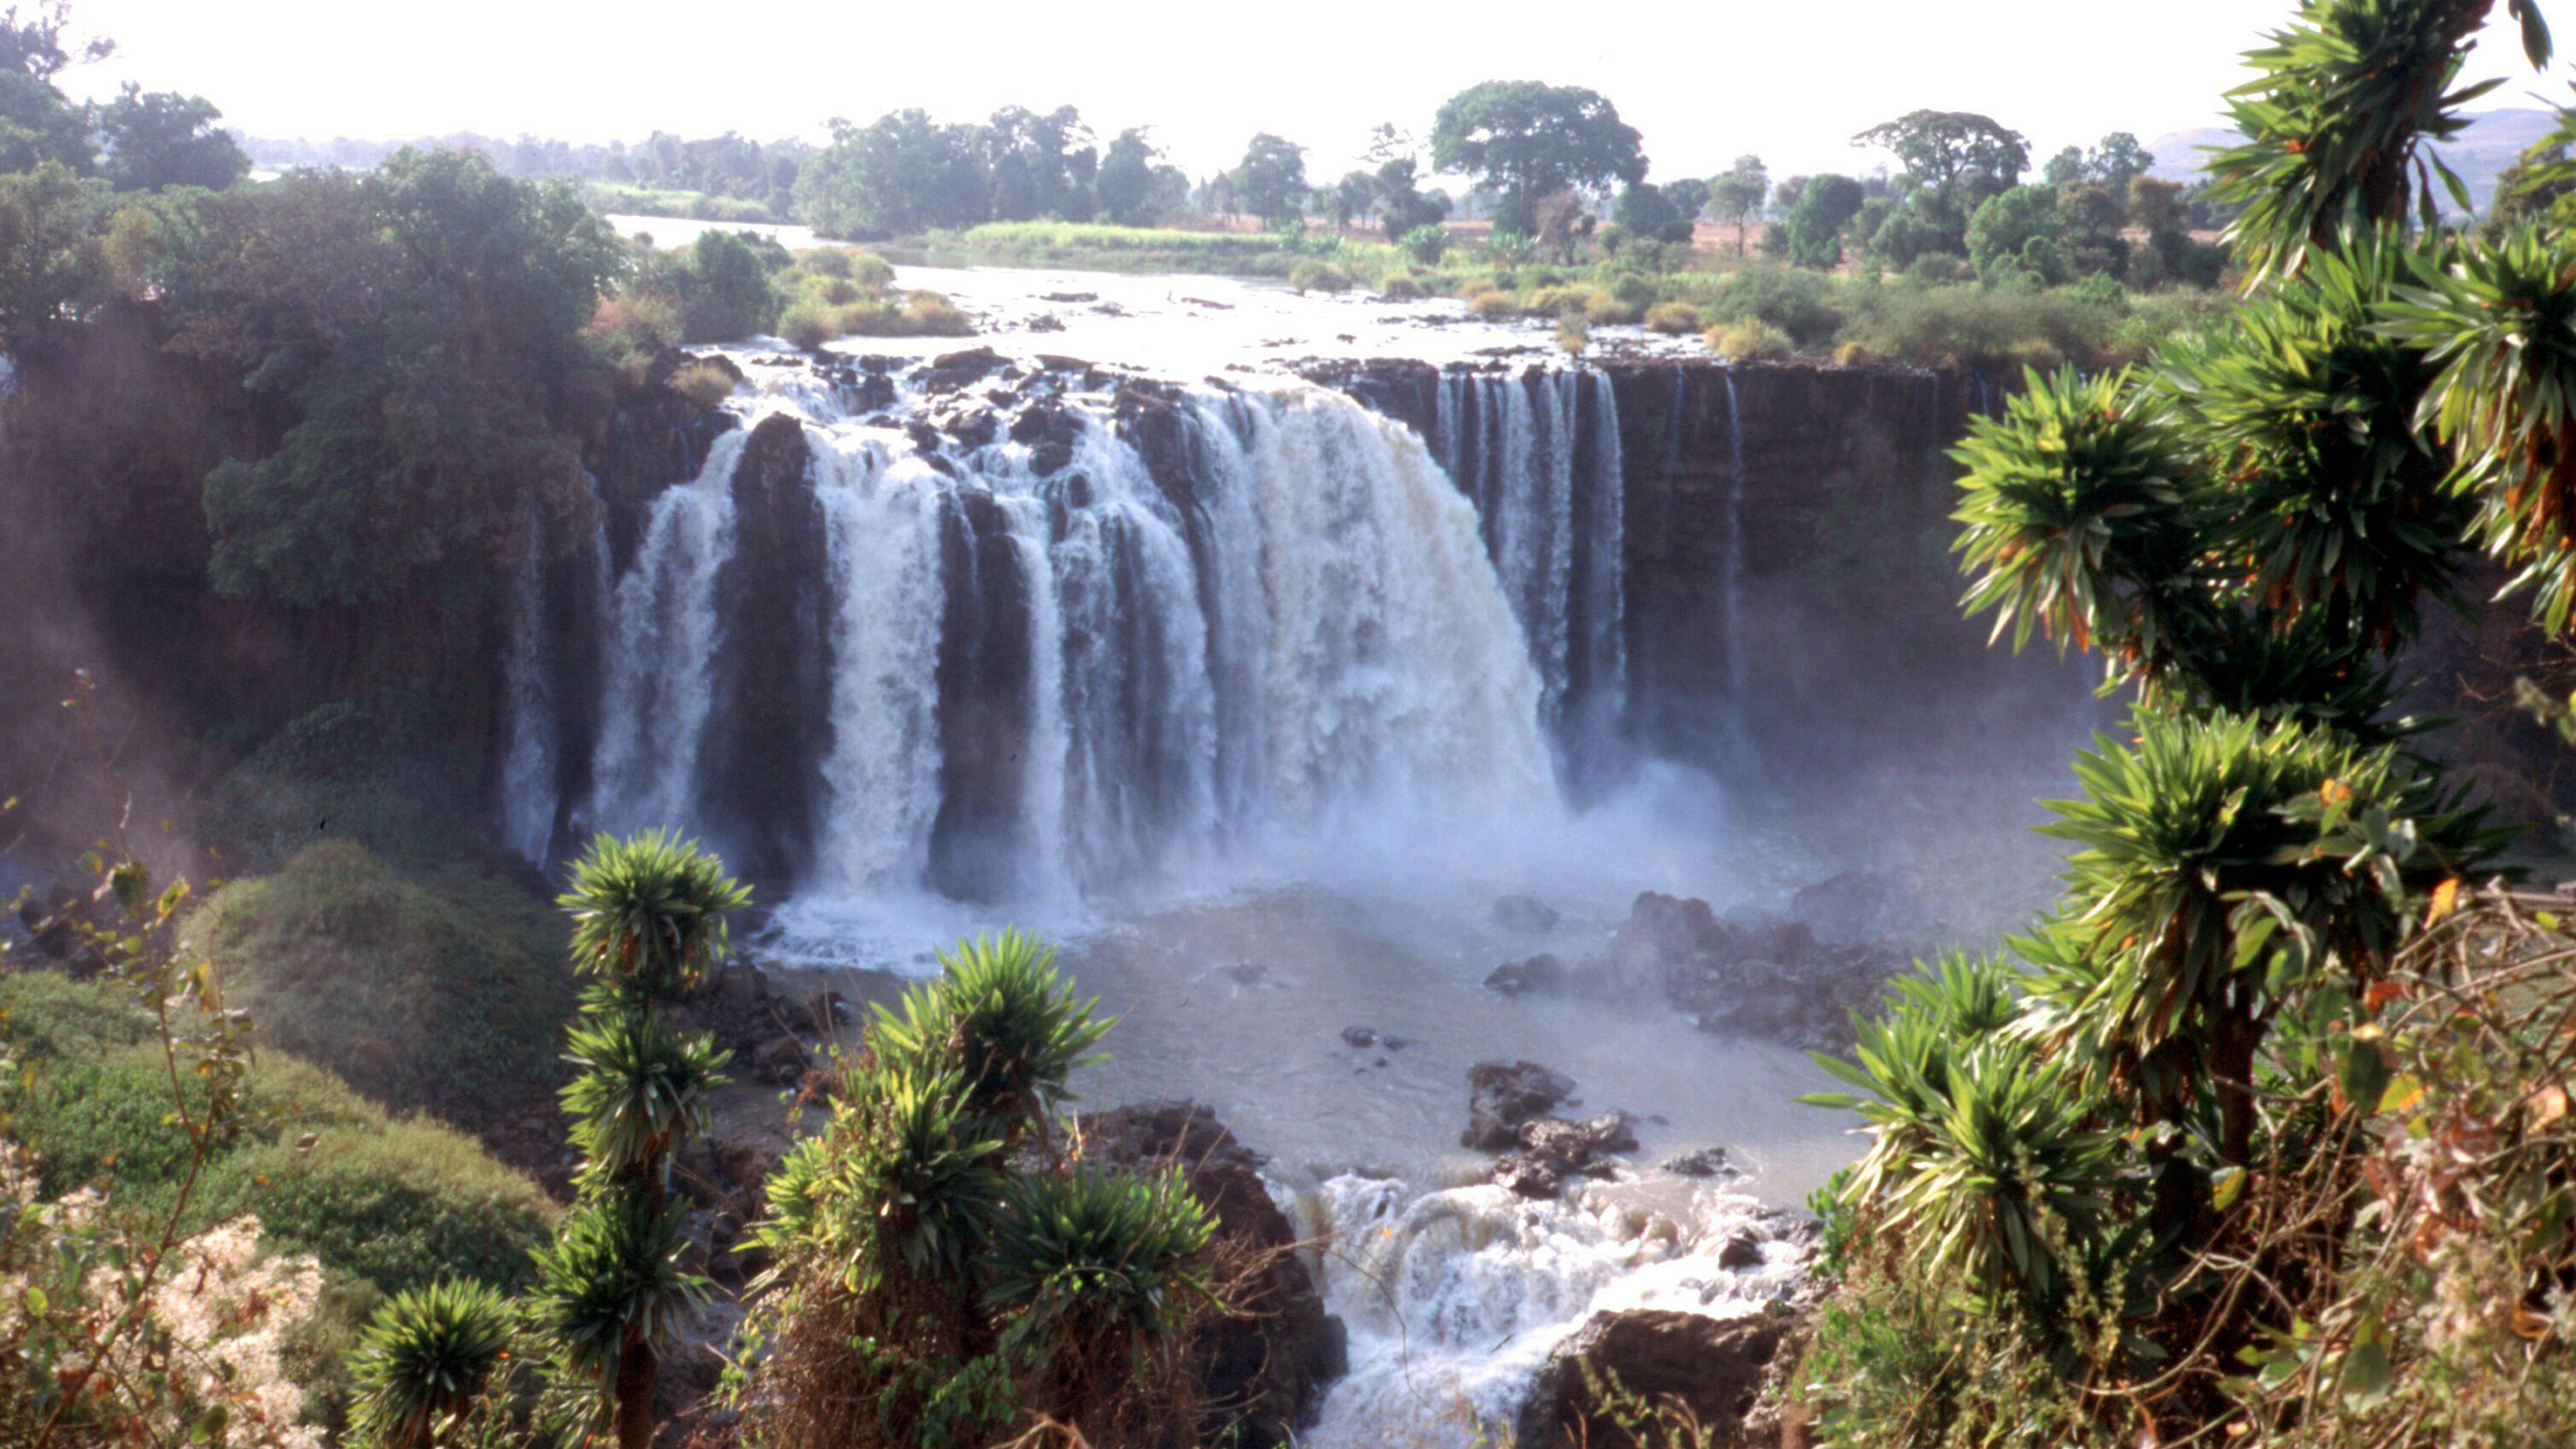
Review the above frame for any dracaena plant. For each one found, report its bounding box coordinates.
[868,928,1113,1131]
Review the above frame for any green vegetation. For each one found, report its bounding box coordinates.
[583,180,780,225]
[732,932,1222,1448]
[1429,80,1644,237]
[1793,4,2576,1446]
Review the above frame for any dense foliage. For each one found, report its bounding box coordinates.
[1795,3,2576,1445]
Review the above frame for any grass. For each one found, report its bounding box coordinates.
[194,838,576,1116]
[584,181,781,226]
[774,247,974,348]
[3,975,556,1296]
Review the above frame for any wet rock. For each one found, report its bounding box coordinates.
[1463,1061,1576,1150]
[1718,1232,1765,1270]
[1382,1034,1412,1050]
[1034,353,1093,375]
[1663,1147,1734,1178]
[1495,893,1561,934]
[1494,1112,1641,1195]
[1041,290,1098,303]
[1341,1025,1377,1048]
[1220,961,1270,987]
[1788,868,1931,947]
[1515,1309,1790,1449]
[1593,891,1900,1054]
[1484,953,1566,998]
[1079,1102,1344,1446]
[926,346,1005,389]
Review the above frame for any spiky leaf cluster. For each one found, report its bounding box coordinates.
[2384,225,2576,628]
[561,1002,728,1186]
[526,1196,704,1390]
[558,827,753,997]
[985,1166,1215,1352]
[869,929,1112,1129]
[349,1279,518,1449]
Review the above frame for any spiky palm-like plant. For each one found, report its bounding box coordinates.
[868,929,1113,1131]
[985,1166,1215,1422]
[530,831,746,1449]
[350,1279,518,1449]
[559,827,754,997]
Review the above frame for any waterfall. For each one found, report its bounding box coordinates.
[567,358,1555,923]
[1721,371,1748,705]
[588,427,752,837]
[1429,368,1627,774]
[499,505,558,863]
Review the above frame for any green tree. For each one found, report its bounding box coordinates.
[1707,155,1770,256]
[2087,131,2156,191]
[1613,179,1692,246]
[1853,108,2030,252]
[1965,184,2068,283]
[531,831,748,1449]
[1776,172,1865,268]
[1372,153,1450,236]
[793,109,992,236]
[0,159,100,353]
[178,149,624,611]
[984,104,1094,223]
[1327,168,1375,229]
[2042,143,2088,187]
[1429,80,1645,234]
[1094,126,1182,225]
[95,83,245,191]
[1664,175,1712,223]
[1233,131,1307,228]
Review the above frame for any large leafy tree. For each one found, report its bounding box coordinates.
[1853,108,2030,252]
[1707,155,1769,256]
[95,83,246,191]
[1233,131,1307,229]
[793,108,992,236]
[173,149,624,611]
[984,103,1094,224]
[1093,126,1184,225]
[1429,80,1645,234]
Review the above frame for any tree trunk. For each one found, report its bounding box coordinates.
[613,1322,657,1449]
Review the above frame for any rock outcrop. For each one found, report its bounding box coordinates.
[1462,1061,1578,1150]
[1596,891,1899,1054]
[1515,1309,1793,1449]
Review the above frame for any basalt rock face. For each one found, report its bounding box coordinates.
[702,413,831,886]
[1079,1102,1346,1449]
[1515,1310,1791,1449]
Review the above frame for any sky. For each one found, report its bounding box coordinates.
[51,0,2571,183]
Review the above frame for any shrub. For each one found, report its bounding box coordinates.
[1707,319,1794,359]
[1524,283,1600,317]
[1583,289,1644,325]
[869,930,1109,1129]
[1468,289,1518,318]
[1400,223,1449,266]
[1556,314,1591,356]
[1707,266,1841,346]
[210,1121,558,1297]
[580,294,682,377]
[1286,258,1352,293]
[778,299,836,349]
[196,838,575,1115]
[1455,275,1497,300]
[1607,274,1659,312]
[1644,301,1703,335]
[1379,272,1427,301]
[349,1280,519,1449]
[668,360,735,409]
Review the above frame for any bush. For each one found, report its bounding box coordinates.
[1467,289,1518,318]
[1584,289,1644,326]
[669,360,736,409]
[208,1119,557,1296]
[1379,272,1428,301]
[1525,283,1602,317]
[195,838,575,1115]
[1644,301,1702,335]
[1706,266,1842,346]
[1707,319,1794,359]
[1287,258,1352,293]
[1400,223,1449,266]
[779,299,836,348]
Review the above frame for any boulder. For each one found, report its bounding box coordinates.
[1079,1102,1344,1447]
[1341,1026,1377,1048]
[1494,894,1561,934]
[1593,891,1901,1054]
[1663,1147,1735,1178]
[1484,953,1566,997]
[1494,1112,1641,1196]
[1514,1310,1790,1449]
[1463,1061,1576,1150]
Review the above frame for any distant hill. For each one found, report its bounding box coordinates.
[2144,108,2561,213]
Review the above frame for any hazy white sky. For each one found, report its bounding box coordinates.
[52,0,2567,182]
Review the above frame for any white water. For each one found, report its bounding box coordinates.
[499,505,559,863]
[1302,1176,1804,1447]
[587,428,752,837]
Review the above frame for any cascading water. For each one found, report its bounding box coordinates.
[1720,371,1749,710]
[557,353,1554,932]
[1431,369,1628,779]
[499,506,559,864]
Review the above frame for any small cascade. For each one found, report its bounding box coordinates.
[560,355,1557,926]
[1298,1175,1805,1449]
[1429,367,1628,777]
[498,505,558,863]
[1720,371,1749,706]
